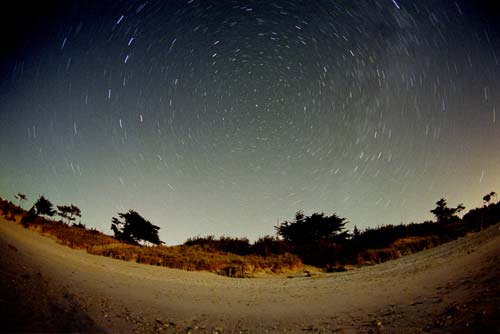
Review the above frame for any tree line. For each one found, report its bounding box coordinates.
[16,194,84,228]
[4,191,499,268]
[10,193,162,246]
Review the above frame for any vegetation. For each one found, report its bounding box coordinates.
[89,244,300,278]
[275,211,349,267]
[57,204,82,225]
[252,236,289,257]
[483,191,497,205]
[429,198,465,224]
[0,197,301,277]
[1,190,499,277]
[0,198,23,221]
[184,235,290,257]
[276,211,349,245]
[463,196,500,231]
[14,193,27,207]
[111,210,162,246]
[32,195,55,217]
[185,235,252,255]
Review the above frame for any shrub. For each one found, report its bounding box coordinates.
[184,235,251,255]
[252,236,289,256]
[20,208,38,227]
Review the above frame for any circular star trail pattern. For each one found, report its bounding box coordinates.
[1,0,499,244]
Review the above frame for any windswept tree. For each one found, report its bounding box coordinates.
[33,195,55,217]
[275,211,349,266]
[430,198,465,223]
[57,204,82,225]
[111,210,162,246]
[483,191,497,205]
[276,211,349,246]
[15,193,27,208]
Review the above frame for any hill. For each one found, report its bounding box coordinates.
[1,214,499,333]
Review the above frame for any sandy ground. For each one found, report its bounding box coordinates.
[0,217,499,333]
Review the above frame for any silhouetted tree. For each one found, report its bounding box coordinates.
[57,204,82,225]
[33,195,55,217]
[430,198,465,223]
[483,191,497,205]
[15,193,27,208]
[352,225,360,240]
[111,210,162,245]
[276,211,349,245]
[275,211,349,266]
[463,195,500,231]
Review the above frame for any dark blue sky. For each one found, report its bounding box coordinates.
[1,0,499,244]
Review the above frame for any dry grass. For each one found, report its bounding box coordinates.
[31,219,118,250]
[357,235,441,264]
[89,244,302,277]
[9,213,303,277]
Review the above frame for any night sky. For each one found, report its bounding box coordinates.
[1,0,499,245]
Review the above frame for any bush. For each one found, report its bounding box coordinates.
[20,209,38,227]
[73,222,86,229]
[463,201,500,231]
[252,236,289,256]
[184,235,252,255]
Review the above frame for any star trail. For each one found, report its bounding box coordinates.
[1,0,499,244]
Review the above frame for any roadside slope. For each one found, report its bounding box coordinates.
[0,218,499,333]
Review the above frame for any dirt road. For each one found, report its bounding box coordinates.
[1,218,499,333]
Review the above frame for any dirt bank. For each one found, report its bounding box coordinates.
[1,217,499,333]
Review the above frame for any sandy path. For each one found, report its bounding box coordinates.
[1,218,499,333]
